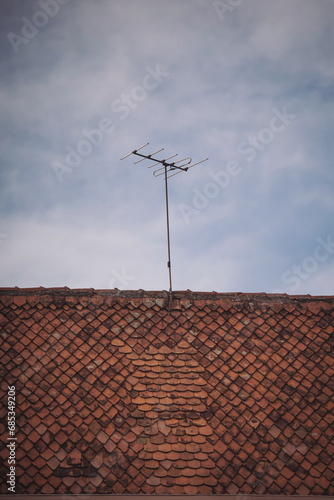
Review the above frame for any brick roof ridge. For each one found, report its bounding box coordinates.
[0,286,333,303]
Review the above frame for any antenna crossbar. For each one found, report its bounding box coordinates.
[147,154,178,169]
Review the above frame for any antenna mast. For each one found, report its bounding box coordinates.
[121,143,208,301]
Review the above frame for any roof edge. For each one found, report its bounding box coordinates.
[1,496,334,499]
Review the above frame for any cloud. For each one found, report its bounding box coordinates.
[0,0,333,295]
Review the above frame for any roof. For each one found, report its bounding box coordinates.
[0,287,333,495]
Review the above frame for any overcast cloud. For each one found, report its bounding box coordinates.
[0,0,333,295]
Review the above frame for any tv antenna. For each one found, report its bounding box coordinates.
[121,143,208,301]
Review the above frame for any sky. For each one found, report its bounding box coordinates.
[0,0,333,295]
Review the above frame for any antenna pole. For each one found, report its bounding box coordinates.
[164,165,173,301]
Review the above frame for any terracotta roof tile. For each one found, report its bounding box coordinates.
[1,288,334,494]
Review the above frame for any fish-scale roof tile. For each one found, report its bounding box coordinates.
[1,288,334,494]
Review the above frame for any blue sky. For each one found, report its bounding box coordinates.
[0,0,333,295]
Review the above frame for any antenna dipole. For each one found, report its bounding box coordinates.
[121,143,208,301]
